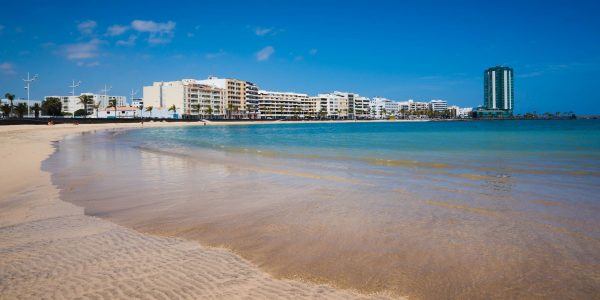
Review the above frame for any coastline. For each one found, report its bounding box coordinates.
[0,123,397,299]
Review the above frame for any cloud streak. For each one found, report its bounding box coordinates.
[64,39,103,60]
[77,20,97,35]
[256,46,275,61]
[0,62,16,75]
[131,20,176,44]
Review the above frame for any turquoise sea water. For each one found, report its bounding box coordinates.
[46,120,600,299]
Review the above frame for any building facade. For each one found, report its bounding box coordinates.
[197,77,258,119]
[475,65,514,118]
[143,80,225,119]
[258,90,307,119]
[44,93,126,115]
[430,100,448,112]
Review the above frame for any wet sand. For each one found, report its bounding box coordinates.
[0,124,395,299]
[45,125,600,299]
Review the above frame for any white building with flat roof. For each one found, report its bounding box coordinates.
[370,97,398,118]
[44,93,126,115]
[143,79,225,119]
[258,90,307,119]
[430,100,448,112]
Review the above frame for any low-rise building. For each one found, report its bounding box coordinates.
[430,100,448,112]
[44,93,126,115]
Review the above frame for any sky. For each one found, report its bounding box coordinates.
[0,0,599,115]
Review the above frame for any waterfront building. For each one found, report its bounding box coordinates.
[197,76,258,119]
[355,96,371,119]
[306,96,329,119]
[474,65,514,118]
[143,79,225,119]
[430,100,448,112]
[257,90,308,119]
[370,97,398,118]
[44,93,126,115]
[448,106,473,118]
[318,93,349,119]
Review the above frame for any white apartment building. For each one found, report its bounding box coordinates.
[449,106,473,118]
[197,76,258,119]
[354,96,371,119]
[258,90,308,119]
[143,80,225,119]
[399,100,429,112]
[44,93,126,115]
[313,93,349,119]
[370,97,398,118]
[430,100,448,112]
[306,96,329,118]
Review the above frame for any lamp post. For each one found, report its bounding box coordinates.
[69,80,81,96]
[23,72,38,116]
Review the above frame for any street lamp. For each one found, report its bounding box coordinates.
[23,72,38,116]
[69,80,81,96]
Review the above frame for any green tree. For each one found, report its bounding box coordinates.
[92,101,101,118]
[168,104,177,118]
[227,103,234,119]
[15,102,28,118]
[1,104,11,118]
[31,103,42,118]
[107,99,118,118]
[78,95,93,118]
[42,97,62,116]
[4,93,15,117]
[74,109,88,117]
[206,106,213,119]
[145,106,153,118]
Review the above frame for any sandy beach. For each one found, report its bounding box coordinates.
[0,123,395,299]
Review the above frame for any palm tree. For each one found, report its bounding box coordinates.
[226,103,233,119]
[206,106,213,120]
[107,99,118,118]
[78,95,93,118]
[145,106,154,118]
[92,101,101,118]
[168,104,177,118]
[31,103,41,118]
[15,103,28,118]
[1,104,10,118]
[4,93,15,117]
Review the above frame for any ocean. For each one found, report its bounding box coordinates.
[44,120,600,299]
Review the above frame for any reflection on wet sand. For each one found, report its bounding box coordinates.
[45,130,600,299]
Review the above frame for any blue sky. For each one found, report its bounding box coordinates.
[0,0,599,114]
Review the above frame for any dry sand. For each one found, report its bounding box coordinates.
[0,123,395,299]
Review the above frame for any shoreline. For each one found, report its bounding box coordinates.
[0,123,397,299]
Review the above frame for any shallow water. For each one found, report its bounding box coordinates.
[44,120,600,299]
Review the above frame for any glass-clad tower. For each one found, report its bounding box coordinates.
[484,66,514,112]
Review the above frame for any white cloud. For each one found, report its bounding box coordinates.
[309,48,318,55]
[187,32,194,38]
[116,34,137,46]
[205,49,225,59]
[256,46,274,61]
[254,27,273,36]
[77,20,97,35]
[77,61,100,67]
[0,62,16,75]
[106,25,128,36]
[64,39,102,60]
[131,20,176,44]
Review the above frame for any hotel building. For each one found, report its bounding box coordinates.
[429,100,448,112]
[197,77,258,119]
[474,66,514,118]
[258,90,308,119]
[143,79,224,119]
